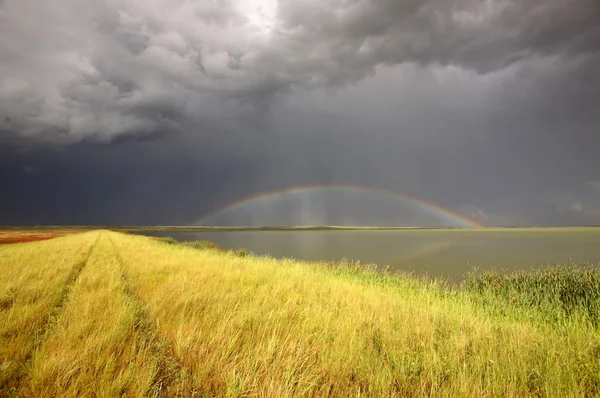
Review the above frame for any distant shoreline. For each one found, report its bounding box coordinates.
[1,225,599,232]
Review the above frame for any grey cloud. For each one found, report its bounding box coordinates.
[1,0,599,143]
[274,0,600,75]
[0,0,260,142]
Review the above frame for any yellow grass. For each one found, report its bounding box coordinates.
[22,234,163,397]
[1,230,599,397]
[0,232,97,393]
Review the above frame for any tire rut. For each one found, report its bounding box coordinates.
[106,232,197,397]
[9,232,100,398]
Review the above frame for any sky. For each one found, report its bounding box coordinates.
[1,0,599,226]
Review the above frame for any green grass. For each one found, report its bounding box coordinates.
[1,230,600,396]
[464,265,600,326]
[154,237,252,257]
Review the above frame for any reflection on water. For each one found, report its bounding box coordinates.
[141,229,600,279]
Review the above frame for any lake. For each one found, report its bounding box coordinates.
[141,228,600,279]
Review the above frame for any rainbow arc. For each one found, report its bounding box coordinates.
[194,185,483,228]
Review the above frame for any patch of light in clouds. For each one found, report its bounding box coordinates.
[236,0,278,35]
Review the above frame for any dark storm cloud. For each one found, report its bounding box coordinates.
[0,136,265,225]
[1,0,599,143]
[1,0,600,226]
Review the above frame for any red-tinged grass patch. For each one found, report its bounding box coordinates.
[0,230,88,244]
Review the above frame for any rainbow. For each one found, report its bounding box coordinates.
[194,185,484,227]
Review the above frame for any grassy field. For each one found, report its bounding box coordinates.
[1,231,600,397]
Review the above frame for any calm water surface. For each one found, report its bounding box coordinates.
[142,228,600,279]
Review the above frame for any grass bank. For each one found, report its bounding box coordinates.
[1,231,599,397]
